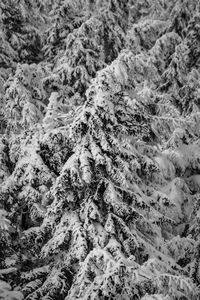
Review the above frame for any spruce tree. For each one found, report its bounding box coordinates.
[4,63,48,133]
[19,51,199,299]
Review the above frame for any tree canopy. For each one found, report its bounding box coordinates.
[0,0,200,299]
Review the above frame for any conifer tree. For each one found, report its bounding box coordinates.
[4,63,48,133]
[17,51,199,300]
[43,0,87,61]
[0,0,45,66]
[43,0,128,106]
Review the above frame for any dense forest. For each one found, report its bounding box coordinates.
[0,0,200,299]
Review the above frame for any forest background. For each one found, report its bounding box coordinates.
[0,0,200,299]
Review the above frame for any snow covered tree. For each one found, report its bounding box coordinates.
[43,0,128,107]
[4,63,48,133]
[167,0,200,37]
[127,19,167,54]
[0,129,56,292]
[43,92,60,130]
[0,0,45,65]
[43,0,87,61]
[17,51,199,299]
[54,17,106,104]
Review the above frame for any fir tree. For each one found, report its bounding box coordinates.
[19,51,199,299]
[4,63,48,133]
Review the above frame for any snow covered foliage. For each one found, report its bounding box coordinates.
[0,0,45,67]
[43,0,128,106]
[54,17,106,103]
[0,0,200,299]
[16,52,199,299]
[4,63,48,132]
